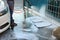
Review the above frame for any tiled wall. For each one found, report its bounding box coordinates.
[47,0,60,18]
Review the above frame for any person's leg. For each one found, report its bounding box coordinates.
[10,10,14,30]
[10,9,17,30]
[7,0,17,30]
[10,9,14,24]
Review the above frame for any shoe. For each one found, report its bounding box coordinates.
[11,23,17,26]
[10,23,17,30]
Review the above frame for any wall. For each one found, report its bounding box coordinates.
[29,0,48,11]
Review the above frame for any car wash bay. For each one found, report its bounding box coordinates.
[0,0,39,40]
[0,0,60,40]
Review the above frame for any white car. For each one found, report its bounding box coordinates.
[0,0,10,33]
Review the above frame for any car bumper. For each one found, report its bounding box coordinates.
[0,13,10,33]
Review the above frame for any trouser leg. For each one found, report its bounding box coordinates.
[10,9,14,30]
